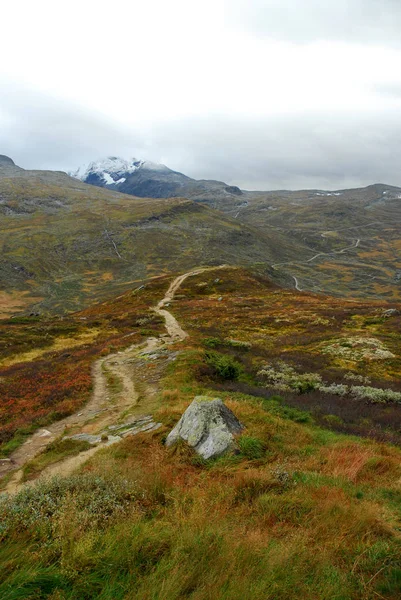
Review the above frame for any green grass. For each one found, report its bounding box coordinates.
[21,438,92,481]
[1,417,401,599]
[101,365,123,396]
[237,435,266,459]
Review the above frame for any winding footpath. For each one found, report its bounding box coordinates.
[272,234,363,292]
[1,266,227,495]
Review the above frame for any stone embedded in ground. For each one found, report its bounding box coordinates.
[64,417,161,446]
[65,433,121,446]
[0,458,13,472]
[165,396,244,460]
[36,429,52,437]
[122,422,162,437]
[108,415,153,431]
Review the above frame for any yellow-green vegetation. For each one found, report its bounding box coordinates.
[1,384,401,599]
[1,267,401,598]
[21,438,92,482]
[168,267,401,444]
[0,175,286,316]
[237,184,401,301]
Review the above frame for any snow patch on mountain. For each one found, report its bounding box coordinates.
[70,156,169,183]
[314,192,343,197]
[102,172,115,185]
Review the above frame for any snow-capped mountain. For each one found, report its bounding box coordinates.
[69,155,243,204]
[70,156,170,187]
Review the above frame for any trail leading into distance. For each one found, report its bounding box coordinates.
[1,265,228,495]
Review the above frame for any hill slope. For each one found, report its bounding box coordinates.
[1,266,401,599]
[70,155,244,206]
[71,156,401,300]
[0,156,302,316]
[235,184,401,300]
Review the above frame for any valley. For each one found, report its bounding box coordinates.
[72,156,401,302]
[1,156,401,599]
[0,156,300,316]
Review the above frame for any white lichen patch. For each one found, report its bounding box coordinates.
[320,337,395,361]
[257,361,322,393]
[257,361,401,404]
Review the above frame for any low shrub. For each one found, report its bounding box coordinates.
[203,337,222,348]
[0,474,139,539]
[350,386,401,404]
[257,361,322,393]
[203,337,251,350]
[204,351,242,381]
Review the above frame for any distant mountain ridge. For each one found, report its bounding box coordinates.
[70,155,243,206]
[70,154,401,301]
[2,153,401,307]
[0,155,292,316]
[70,156,171,184]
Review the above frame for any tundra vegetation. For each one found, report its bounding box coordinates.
[1,267,401,599]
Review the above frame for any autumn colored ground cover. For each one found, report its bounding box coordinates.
[0,277,168,454]
[169,266,401,445]
[1,364,401,599]
[1,268,401,598]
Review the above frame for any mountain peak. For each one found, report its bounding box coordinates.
[70,156,170,186]
[0,155,16,166]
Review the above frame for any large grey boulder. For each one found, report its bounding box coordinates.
[165,396,244,459]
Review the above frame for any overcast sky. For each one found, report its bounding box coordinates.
[1,0,401,190]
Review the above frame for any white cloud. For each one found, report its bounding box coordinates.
[1,0,401,189]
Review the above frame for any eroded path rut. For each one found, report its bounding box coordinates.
[2,266,227,494]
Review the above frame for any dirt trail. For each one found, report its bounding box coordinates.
[272,233,364,291]
[1,265,227,495]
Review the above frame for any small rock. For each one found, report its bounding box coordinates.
[65,433,121,446]
[103,435,122,446]
[37,429,52,438]
[122,422,162,437]
[66,433,101,445]
[218,297,223,302]
[165,396,244,460]
[382,308,399,318]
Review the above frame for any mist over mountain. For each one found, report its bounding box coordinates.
[70,155,244,207]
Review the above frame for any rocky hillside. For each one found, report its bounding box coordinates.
[70,156,244,207]
[4,154,401,307]
[0,156,301,316]
[235,184,401,300]
[71,156,401,301]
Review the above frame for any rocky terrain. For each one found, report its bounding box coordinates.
[0,155,300,316]
[70,156,244,207]
[71,155,401,301]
